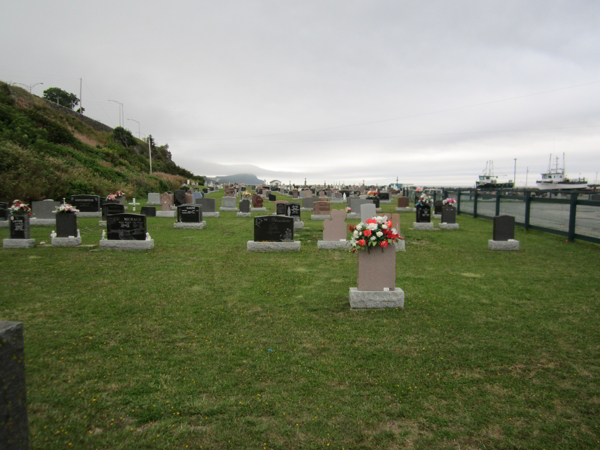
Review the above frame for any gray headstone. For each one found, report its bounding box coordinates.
[221,197,236,208]
[195,198,216,213]
[240,199,250,213]
[360,203,377,222]
[31,200,60,219]
[0,322,29,450]
[147,193,160,204]
[302,197,316,209]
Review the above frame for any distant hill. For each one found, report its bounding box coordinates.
[207,173,266,185]
[0,81,202,201]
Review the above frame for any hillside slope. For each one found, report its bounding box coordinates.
[0,81,202,201]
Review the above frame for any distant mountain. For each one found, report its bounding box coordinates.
[207,173,266,185]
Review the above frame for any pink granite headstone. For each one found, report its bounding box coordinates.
[160,192,173,211]
[357,247,396,291]
[313,201,331,215]
[323,209,347,241]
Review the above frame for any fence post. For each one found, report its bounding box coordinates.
[473,190,478,218]
[567,192,578,242]
[524,191,531,230]
[457,189,461,215]
[495,191,501,216]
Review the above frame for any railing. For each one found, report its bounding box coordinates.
[444,189,600,244]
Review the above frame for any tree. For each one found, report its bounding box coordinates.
[43,87,79,110]
[112,126,136,148]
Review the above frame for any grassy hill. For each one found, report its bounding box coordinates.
[0,81,203,202]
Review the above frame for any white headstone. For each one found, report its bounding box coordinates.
[129,198,140,212]
[360,203,377,223]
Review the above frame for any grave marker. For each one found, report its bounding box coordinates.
[107,213,147,240]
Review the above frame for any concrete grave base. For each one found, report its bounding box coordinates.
[331,198,345,203]
[300,207,312,212]
[317,240,352,250]
[294,221,304,229]
[488,239,520,251]
[100,239,155,250]
[395,240,406,251]
[311,215,331,221]
[98,220,107,226]
[433,214,442,220]
[250,207,267,212]
[203,212,220,218]
[347,212,360,220]
[52,236,81,247]
[0,221,8,228]
[236,212,252,218]
[220,207,238,212]
[247,241,301,252]
[147,202,160,206]
[349,287,404,309]
[76,212,102,218]
[3,238,36,248]
[156,211,175,218]
[173,221,206,229]
[396,207,414,212]
[413,222,434,230]
[30,218,55,226]
[440,223,460,230]
[380,199,392,203]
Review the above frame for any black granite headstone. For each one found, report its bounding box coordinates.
[434,200,443,215]
[0,201,9,220]
[140,206,157,217]
[203,188,209,193]
[379,193,390,201]
[287,204,301,221]
[174,190,186,206]
[9,215,29,239]
[0,322,29,450]
[70,194,100,212]
[276,203,288,215]
[441,206,456,224]
[240,199,250,213]
[254,215,294,242]
[107,213,147,240]
[416,205,431,223]
[268,194,277,201]
[177,204,202,223]
[493,215,515,241]
[55,213,77,237]
[102,203,125,220]
[367,197,380,208]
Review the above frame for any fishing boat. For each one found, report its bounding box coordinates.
[536,154,588,190]
[476,161,514,189]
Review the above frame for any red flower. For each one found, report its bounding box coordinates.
[366,219,376,224]
[387,221,392,228]
[363,229,372,237]
[380,241,389,248]
[348,225,356,232]
[358,239,366,246]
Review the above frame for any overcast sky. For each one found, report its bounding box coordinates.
[2,1,600,186]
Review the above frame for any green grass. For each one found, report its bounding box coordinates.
[1,193,599,449]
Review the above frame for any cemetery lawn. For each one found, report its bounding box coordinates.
[1,193,600,450]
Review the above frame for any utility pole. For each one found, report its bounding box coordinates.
[513,158,517,188]
[79,78,83,114]
[148,137,153,174]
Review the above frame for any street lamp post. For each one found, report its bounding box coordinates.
[513,158,517,188]
[127,119,141,139]
[108,100,124,127]
[13,82,43,93]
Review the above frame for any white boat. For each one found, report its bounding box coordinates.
[536,154,588,190]
[476,161,514,189]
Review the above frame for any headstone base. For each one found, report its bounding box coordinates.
[488,239,520,251]
[147,202,161,206]
[317,240,352,250]
[0,221,8,228]
[380,199,392,203]
[203,212,220,218]
[174,221,206,229]
[395,240,406,252]
[396,207,413,212]
[331,198,345,203]
[347,212,360,220]
[156,211,176,218]
[52,236,81,247]
[220,207,238,212]
[294,221,304,229]
[247,241,301,252]
[433,214,442,220]
[349,287,404,309]
[413,222,434,230]
[100,239,155,250]
[311,215,331,221]
[29,218,55,226]
[76,212,102,218]
[300,207,312,212]
[3,238,36,248]
[440,223,460,230]
[250,207,267,212]
[236,212,252,218]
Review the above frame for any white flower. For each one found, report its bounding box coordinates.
[353,230,359,239]
[376,231,383,237]
[368,223,377,231]
[356,224,363,231]
[382,224,388,230]
[391,228,397,234]
[370,236,376,241]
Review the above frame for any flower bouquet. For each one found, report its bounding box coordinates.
[54,203,79,214]
[416,193,432,207]
[8,200,33,216]
[112,190,126,198]
[345,206,352,213]
[443,198,457,207]
[367,190,379,197]
[348,215,403,253]
[242,191,252,199]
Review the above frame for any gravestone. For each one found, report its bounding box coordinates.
[313,201,331,215]
[10,215,29,239]
[174,190,186,206]
[434,200,443,215]
[397,197,409,208]
[102,203,125,220]
[32,200,60,219]
[252,194,264,208]
[268,194,277,201]
[301,189,312,198]
[441,206,456,224]
[349,198,371,212]
[367,197,380,208]
[254,215,294,242]
[147,193,160,205]
[323,209,347,241]
[195,198,216,213]
[379,193,390,201]
[0,201,8,220]
[221,196,236,209]
[292,191,299,198]
[357,248,396,291]
[416,205,431,223]
[240,199,250,213]
[160,193,173,211]
[203,188,209,193]
[71,194,100,212]
[493,215,515,241]
[360,203,377,222]
[276,203,288,215]
[177,204,202,223]
[302,197,316,209]
[140,206,157,217]
[286,203,301,221]
[55,213,77,237]
[193,191,204,202]
[107,213,147,240]
[0,322,29,450]
[184,191,194,205]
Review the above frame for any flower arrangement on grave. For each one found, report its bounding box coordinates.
[367,190,379,197]
[113,190,125,198]
[345,206,352,213]
[348,216,403,253]
[443,198,457,207]
[53,203,79,214]
[416,193,432,207]
[8,200,33,216]
[415,187,424,192]
[242,191,252,199]
[180,183,189,189]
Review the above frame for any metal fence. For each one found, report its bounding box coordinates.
[444,190,600,244]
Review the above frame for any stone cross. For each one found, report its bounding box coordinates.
[128,198,140,212]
